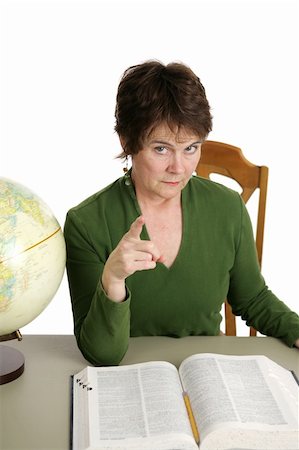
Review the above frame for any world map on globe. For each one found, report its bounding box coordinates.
[0,178,66,335]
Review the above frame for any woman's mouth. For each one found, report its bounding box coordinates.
[163,181,180,186]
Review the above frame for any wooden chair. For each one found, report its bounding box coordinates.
[196,140,269,336]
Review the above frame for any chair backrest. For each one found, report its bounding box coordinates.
[196,140,269,336]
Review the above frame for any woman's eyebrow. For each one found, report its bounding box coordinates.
[149,139,202,146]
[149,140,172,146]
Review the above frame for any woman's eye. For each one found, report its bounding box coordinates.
[155,146,168,155]
[185,145,198,154]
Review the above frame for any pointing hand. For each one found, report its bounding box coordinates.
[102,216,164,302]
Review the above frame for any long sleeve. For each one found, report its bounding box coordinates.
[64,209,131,366]
[227,196,299,346]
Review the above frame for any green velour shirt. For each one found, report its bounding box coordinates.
[64,174,299,365]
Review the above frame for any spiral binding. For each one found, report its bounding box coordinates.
[76,377,93,391]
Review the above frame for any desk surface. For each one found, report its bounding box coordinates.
[1,335,298,450]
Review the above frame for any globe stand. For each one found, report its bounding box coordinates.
[0,330,23,342]
[0,330,25,385]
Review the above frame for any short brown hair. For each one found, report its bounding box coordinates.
[115,60,212,157]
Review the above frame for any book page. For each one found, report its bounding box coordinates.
[74,361,197,450]
[179,354,299,450]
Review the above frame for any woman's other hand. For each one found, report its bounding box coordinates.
[102,216,164,302]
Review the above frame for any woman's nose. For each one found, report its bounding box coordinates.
[168,153,184,173]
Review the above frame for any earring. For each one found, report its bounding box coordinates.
[123,155,128,174]
[123,155,131,186]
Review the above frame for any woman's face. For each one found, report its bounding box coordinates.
[130,122,202,203]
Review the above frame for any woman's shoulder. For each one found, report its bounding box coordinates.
[189,175,241,203]
[187,176,246,229]
[67,177,124,216]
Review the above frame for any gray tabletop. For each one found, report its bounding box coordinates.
[0,335,298,450]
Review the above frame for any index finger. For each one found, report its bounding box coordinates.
[127,216,145,240]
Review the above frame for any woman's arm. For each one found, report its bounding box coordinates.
[227,197,299,347]
[64,211,162,365]
[64,209,130,365]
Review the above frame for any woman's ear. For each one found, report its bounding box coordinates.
[119,135,126,151]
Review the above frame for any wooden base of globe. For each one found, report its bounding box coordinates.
[0,345,25,384]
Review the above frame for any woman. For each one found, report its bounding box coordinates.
[64,60,299,365]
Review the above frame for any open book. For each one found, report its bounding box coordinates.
[71,353,299,450]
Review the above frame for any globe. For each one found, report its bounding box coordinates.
[0,177,66,336]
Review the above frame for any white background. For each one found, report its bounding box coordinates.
[1,0,298,336]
